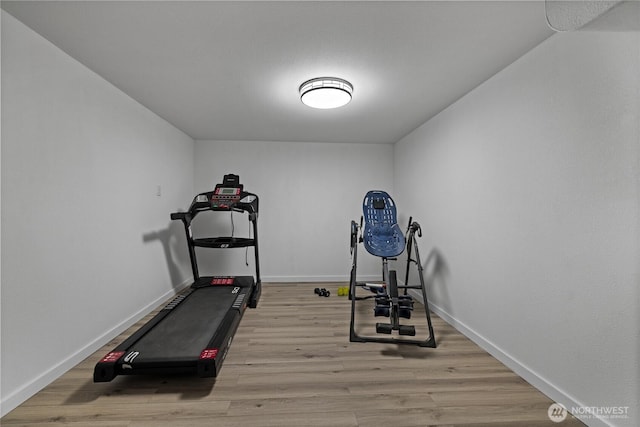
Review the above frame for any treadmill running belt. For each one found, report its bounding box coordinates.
[131,287,236,361]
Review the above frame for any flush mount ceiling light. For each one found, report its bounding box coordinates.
[299,77,353,109]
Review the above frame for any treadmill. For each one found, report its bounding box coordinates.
[94,174,261,382]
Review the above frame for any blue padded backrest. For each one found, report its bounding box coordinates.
[362,190,405,258]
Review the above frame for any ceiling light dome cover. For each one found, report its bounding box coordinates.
[299,77,353,109]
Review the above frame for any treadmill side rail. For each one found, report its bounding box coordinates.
[197,305,244,377]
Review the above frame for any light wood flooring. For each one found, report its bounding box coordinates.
[2,282,584,426]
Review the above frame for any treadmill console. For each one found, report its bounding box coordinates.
[211,173,242,209]
[182,174,258,215]
[211,186,241,209]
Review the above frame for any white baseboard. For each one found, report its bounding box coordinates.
[0,280,191,417]
[262,275,379,283]
[406,288,612,427]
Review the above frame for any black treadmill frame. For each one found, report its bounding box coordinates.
[93,174,261,382]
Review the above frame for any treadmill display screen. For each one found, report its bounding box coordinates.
[218,188,238,195]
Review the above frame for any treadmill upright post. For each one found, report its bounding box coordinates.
[249,212,261,308]
[184,217,199,281]
[169,212,199,281]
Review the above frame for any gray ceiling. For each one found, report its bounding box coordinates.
[2,1,556,144]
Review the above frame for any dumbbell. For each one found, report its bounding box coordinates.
[314,287,330,297]
[337,286,349,296]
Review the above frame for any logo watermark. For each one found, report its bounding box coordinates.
[548,403,630,423]
[548,403,568,423]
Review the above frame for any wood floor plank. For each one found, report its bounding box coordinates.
[128,411,359,427]
[225,392,437,417]
[1,282,585,426]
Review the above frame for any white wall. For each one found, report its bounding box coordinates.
[3,5,638,425]
[1,12,194,415]
[193,140,393,282]
[394,28,639,427]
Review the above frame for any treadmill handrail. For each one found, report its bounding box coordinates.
[170,191,258,224]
